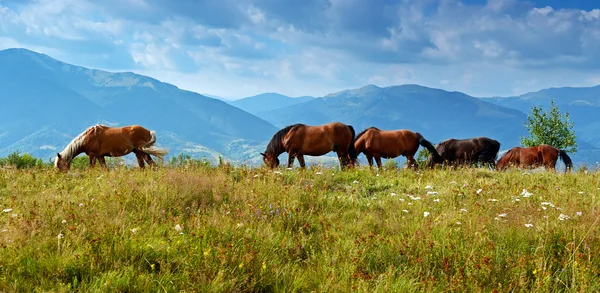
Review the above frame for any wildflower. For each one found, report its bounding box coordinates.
[3,208,12,213]
[456,222,462,225]
[558,214,570,221]
[273,171,282,175]
[402,210,409,213]
[498,213,507,218]
[578,192,585,195]
[57,233,64,239]
[525,223,534,228]
[61,219,67,224]
[460,208,468,213]
[433,198,440,202]
[131,227,140,234]
[427,191,439,196]
[371,197,377,200]
[476,189,483,194]
[390,192,397,196]
[353,180,359,184]
[262,261,267,270]
[488,199,498,202]
[424,212,430,218]
[540,202,555,208]
[424,185,433,190]
[78,203,84,207]
[175,224,183,232]
[239,262,244,269]
[576,212,583,216]
[253,174,259,178]
[520,189,532,197]
[399,198,405,202]
[315,171,323,175]
[204,249,210,256]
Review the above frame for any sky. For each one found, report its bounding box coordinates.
[1,0,600,99]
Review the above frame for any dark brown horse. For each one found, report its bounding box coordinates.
[55,125,168,171]
[261,122,358,168]
[496,144,573,171]
[354,127,442,169]
[426,137,500,168]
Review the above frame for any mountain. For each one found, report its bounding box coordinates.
[230,93,314,115]
[0,48,278,162]
[257,84,529,149]
[483,86,600,149]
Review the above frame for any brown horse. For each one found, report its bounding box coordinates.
[261,122,358,168]
[426,137,500,168]
[496,144,573,171]
[55,125,168,171]
[354,127,442,169]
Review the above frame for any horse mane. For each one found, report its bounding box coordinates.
[265,124,302,156]
[355,127,379,141]
[56,124,108,164]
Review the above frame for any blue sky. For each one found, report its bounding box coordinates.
[1,0,599,99]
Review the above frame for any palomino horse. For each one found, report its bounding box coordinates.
[426,137,500,168]
[261,122,358,168]
[496,144,573,171]
[354,127,442,169]
[55,125,168,171]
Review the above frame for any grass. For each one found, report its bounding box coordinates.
[1,164,599,292]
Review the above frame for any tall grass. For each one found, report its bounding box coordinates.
[0,164,599,292]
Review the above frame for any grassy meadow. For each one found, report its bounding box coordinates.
[1,162,600,292]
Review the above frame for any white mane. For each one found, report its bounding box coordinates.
[55,125,107,166]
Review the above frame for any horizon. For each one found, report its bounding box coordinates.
[1,0,599,98]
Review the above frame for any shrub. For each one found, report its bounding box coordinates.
[0,151,45,169]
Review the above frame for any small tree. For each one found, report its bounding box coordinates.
[521,99,577,153]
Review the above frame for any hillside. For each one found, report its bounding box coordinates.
[0,48,278,162]
[230,93,314,115]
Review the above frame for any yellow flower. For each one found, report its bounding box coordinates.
[533,269,537,275]
[262,262,267,270]
[204,249,210,256]
[239,262,244,269]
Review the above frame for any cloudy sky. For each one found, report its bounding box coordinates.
[1,0,599,99]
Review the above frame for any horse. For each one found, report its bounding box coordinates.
[496,144,573,171]
[55,124,168,171]
[354,127,443,169]
[260,122,358,169]
[426,137,500,168]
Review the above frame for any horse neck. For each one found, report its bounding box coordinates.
[266,140,284,157]
[59,128,95,163]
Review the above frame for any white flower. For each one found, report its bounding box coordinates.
[460,208,468,213]
[525,223,534,228]
[488,199,498,202]
[253,174,259,178]
[399,198,405,202]
[578,192,585,195]
[423,211,430,217]
[273,171,282,175]
[520,189,533,197]
[390,192,397,196]
[541,202,555,208]
[456,221,462,225]
[315,171,323,175]
[175,224,183,232]
[3,208,12,213]
[498,213,507,218]
[78,203,84,207]
[131,227,140,234]
[476,189,483,194]
[402,210,409,213]
[57,233,64,239]
[424,185,433,190]
[558,214,570,221]
[433,198,440,202]
[576,212,583,216]
[61,219,67,224]
[353,180,359,184]
[427,191,439,196]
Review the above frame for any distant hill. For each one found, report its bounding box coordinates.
[0,48,278,162]
[257,84,529,150]
[230,93,314,115]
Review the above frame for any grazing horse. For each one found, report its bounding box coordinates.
[261,122,358,168]
[354,127,443,169]
[427,137,500,168]
[496,145,573,171]
[55,124,168,171]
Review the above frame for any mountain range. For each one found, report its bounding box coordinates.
[1,48,599,167]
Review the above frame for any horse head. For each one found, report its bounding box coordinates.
[261,152,280,169]
[54,153,71,172]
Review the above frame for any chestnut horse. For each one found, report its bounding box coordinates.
[496,144,573,171]
[354,127,442,169]
[55,124,168,171]
[426,137,500,168]
[261,122,358,168]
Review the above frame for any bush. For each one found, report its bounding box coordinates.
[0,151,46,169]
[168,153,213,168]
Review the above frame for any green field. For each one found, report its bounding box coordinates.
[1,164,599,292]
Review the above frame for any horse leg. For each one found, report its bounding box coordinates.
[98,157,108,169]
[133,149,146,168]
[406,155,417,170]
[366,154,374,168]
[297,155,306,168]
[287,153,296,168]
[89,155,97,168]
[374,155,383,169]
[142,152,157,167]
[337,151,349,169]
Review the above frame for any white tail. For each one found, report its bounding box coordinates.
[140,131,169,162]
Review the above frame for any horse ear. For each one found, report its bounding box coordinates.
[260,152,266,157]
[57,153,61,159]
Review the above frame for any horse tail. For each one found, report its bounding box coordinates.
[347,125,358,164]
[558,149,573,171]
[416,133,441,161]
[141,131,169,162]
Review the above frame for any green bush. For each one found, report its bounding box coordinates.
[0,151,46,169]
[168,153,213,168]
